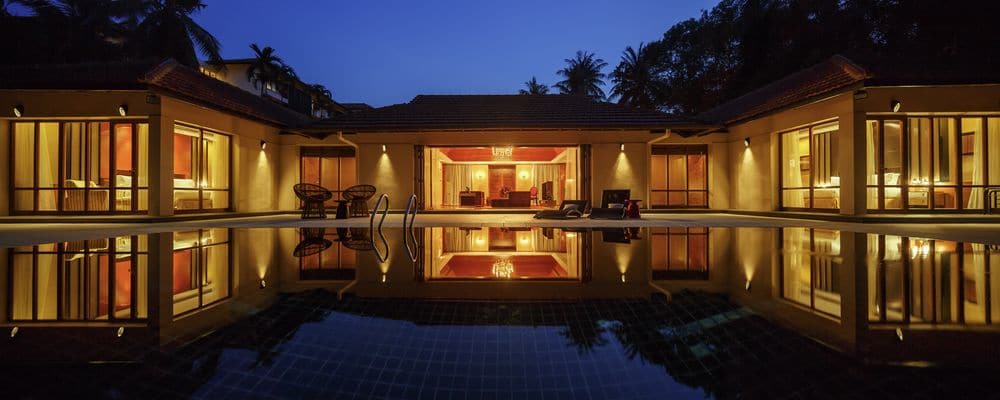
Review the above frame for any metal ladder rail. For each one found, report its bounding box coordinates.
[403,194,419,262]
[369,193,390,263]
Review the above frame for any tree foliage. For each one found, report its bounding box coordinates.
[555,51,608,100]
[638,0,1000,114]
[519,77,549,95]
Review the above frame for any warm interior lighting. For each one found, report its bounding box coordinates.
[260,140,267,150]
[118,104,128,117]
[519,171,530,179]
[381,144,387,153]
[116,326,125,338]
[619,143,625,152]
[491,145,513,161]
[12,104,23,118]
[910,239,931,259]
[890,99,902,112]
[744,137,750,148]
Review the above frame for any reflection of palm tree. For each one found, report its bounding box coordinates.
[559,320,609,353]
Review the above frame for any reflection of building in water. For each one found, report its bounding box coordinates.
[427,227,581,280]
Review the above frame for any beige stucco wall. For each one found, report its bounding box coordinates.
[724,92,855,213]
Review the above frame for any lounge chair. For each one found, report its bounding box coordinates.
[533,200,590,219]
[589,189,630,220]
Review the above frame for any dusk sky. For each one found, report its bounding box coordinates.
[192,0,720,107]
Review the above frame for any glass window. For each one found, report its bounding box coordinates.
[298,228,357,280]
[780,121,839,210]
[299,147,357,208]
[10,120,148,214]
[650,227,709,279]
[173,124,231,212]
[650,145,708,208]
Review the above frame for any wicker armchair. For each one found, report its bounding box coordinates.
[294,183,334,219]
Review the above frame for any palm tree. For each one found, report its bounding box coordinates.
[610,42,668,109]
[246,43,291,96]
[137,0,221,67]
[310,84,332,99]
[554,50,608,100]
[518,77,549,95]
[11,0,124,61]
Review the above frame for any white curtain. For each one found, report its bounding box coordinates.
[442,164,474,206]
[990,118,1000,186]
[782,132,804,207]
[866,121,879,209]
[967,124,984,209]
[532,164,563,203]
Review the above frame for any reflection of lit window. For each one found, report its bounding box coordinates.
[780,228,842,318]
[867,234,998,326]
[298,229,357,280]
[172,229,230,316]
[650,227,709,279]
[9,236,148,321]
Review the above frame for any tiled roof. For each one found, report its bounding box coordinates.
[698,55,871,125]
[302,94,702,134]
[0,59,312,126]
[141,60,311,126]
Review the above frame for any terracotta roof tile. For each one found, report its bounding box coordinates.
[303,94,702,134]
[699,55,871,125]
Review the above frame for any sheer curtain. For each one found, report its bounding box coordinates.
[967,123,984,208]
[532,164,563,203]
[782,133,804,207]
[866,121,879,209]
[990,118,1000,186]
[442,164,474,206]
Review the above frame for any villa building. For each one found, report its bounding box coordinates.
[1,55,999,217]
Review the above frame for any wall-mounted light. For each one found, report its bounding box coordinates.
[381,144,387,153]
[12,104,23,118]
[896,327,904,342]
[852,89,869,100]
[745,279,752,292]
[10,327,18,338]
[743,137,750,148]
[890,99,902,113]
[118,104,128,117]
[259,279,267,289]
[619,143,625,152]
[381,273,387,283]
[620,272,626,283]
[260,140,267,150]
[116,326,125,338]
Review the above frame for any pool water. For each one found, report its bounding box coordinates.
[0,225,997,399]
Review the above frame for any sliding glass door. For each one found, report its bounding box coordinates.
[779,121,840,211]
[650,145,708,208]
[173,124,231,212]
[10,121,149,214]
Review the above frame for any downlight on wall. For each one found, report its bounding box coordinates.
[619,143,625,152]
[260,140,267,150]
[381,144,387,153]
[743,137,750,148]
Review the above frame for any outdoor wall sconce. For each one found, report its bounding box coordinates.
[381,273,387,283]
[260,140,267,150]
[619,143,625,152]
[13,104,23,118]
[620,272,626,283]
[118,104,128,116]
[116,326,125,338]
[381,144,387,153]
[744,137,750,148]
[895,327,904,342]
[890,99,902,112]
[745,279,752,292]
[259,279,267,289]
[10,327,18,338]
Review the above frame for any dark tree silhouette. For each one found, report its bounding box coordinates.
[610,42,668,109]
[246,43,290,96]
[555,50,608,100]
[136,0,222,67]
[519,77,549,95]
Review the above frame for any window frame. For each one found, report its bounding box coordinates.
[298,146,357,208]
[171,228,232,318]
[8,120,149,215]
[777,119,840,212]
[650,145,709,209]
[172,123,233,214]
[778,228,843,319]
[650,227,710,280]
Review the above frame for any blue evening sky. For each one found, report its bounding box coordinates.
[195,0,719,106]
